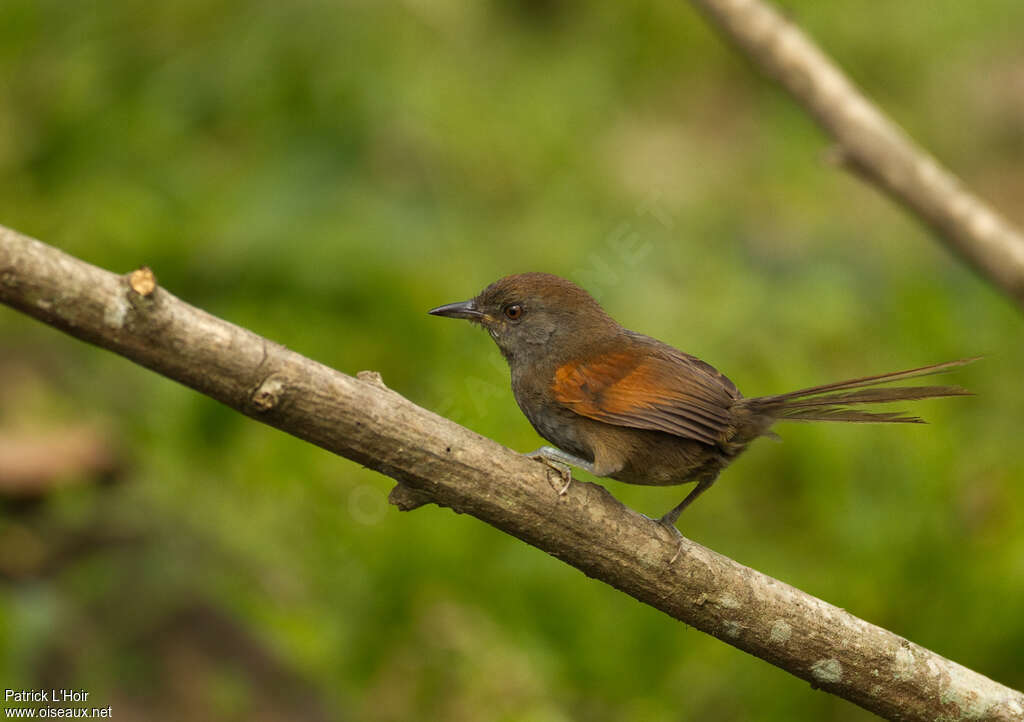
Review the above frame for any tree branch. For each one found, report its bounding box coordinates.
[688,0,1024,308]
[2,226,1021,720]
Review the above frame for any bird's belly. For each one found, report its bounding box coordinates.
[525,404,730,486]
[608,429,727,486]
[522,401,596,461]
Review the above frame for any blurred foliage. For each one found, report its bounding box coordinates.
[1,0,1023,719]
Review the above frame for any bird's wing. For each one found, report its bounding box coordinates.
[551,348,739,446]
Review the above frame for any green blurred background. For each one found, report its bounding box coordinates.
[1,0,1022,719]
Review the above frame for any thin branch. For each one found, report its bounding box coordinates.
[2,227,1022,720]
[688,0,1024,308]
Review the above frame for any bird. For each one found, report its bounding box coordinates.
[429,272,974,529]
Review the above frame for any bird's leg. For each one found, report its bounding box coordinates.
[659,476,717,529]
[655,478,716,565]
[525,446,595,495]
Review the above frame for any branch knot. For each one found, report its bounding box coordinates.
[252,375,288,412]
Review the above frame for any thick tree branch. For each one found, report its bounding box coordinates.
[689,0,1024,308]
[2,227,1022,720]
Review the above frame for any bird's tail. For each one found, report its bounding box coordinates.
[745,358,978,424]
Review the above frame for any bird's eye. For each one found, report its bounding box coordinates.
[503,304,524,321]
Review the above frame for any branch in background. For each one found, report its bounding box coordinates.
[2,227,1022,720]
[689,0,1024,308]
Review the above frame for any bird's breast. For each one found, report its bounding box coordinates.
[510,364,594,461]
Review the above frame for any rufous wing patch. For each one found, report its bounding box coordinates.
[553,351,735,446]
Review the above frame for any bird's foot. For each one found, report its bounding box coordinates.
[525,448,573,495]
[526,446,598,495]
[642,513,686,564]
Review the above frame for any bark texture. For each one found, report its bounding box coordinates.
[2,226,1022,720]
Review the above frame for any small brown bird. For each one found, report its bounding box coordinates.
[430,273,974,529]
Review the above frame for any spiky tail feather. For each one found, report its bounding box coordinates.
[746,358,979,424]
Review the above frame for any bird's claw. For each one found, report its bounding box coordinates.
[643,513,686,564]
[526,452,573,495]
[665,529,686,564]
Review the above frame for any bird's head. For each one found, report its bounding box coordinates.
[429,272,616,363]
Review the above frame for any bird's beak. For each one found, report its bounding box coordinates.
[428,299,484,321]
